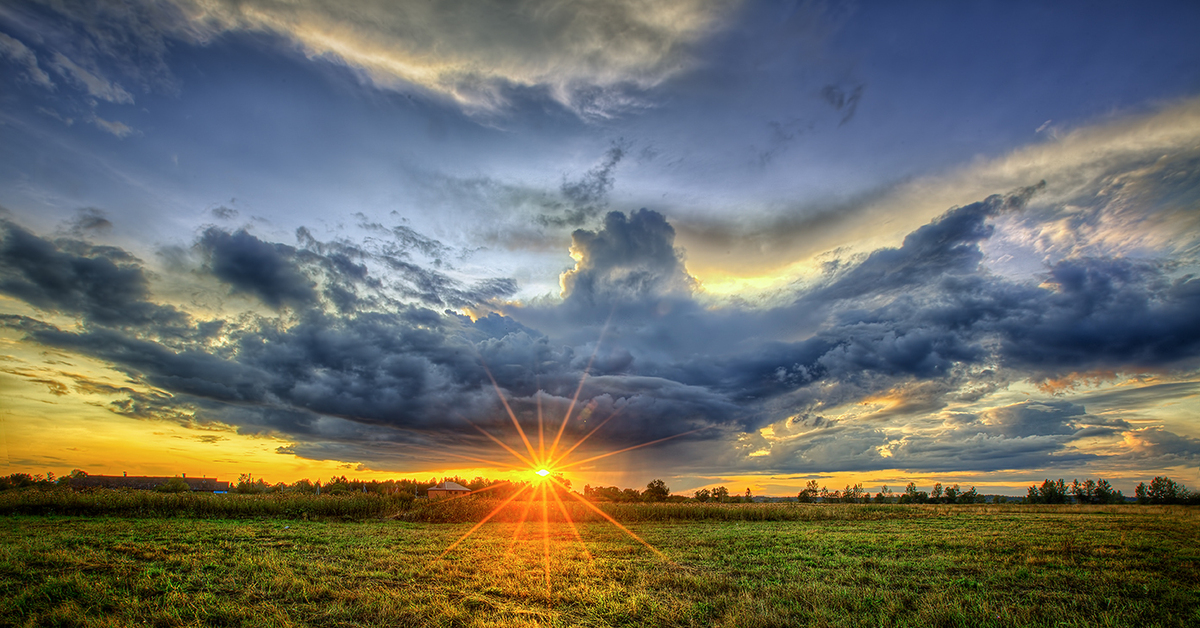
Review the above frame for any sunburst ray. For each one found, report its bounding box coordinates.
[551,476,667,560]
[428,482,532,569]
[555,427,706,472]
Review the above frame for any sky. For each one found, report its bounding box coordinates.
[1,0,1199,496]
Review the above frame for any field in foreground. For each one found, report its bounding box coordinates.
[2,506,1197,627]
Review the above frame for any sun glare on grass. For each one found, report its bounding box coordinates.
[426,334,698,594]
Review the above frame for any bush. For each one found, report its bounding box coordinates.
[155,477,190,493]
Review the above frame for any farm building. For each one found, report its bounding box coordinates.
[69,474,231,492]
[427,481,471,499]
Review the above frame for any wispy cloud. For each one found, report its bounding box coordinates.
[0,31,54,88]
[50,52,133,104]
[90,115,134,138]
[28,0,737,117]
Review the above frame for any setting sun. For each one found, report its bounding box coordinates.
[535,469,551,477]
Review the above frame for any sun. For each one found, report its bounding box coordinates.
[427,335,698,593]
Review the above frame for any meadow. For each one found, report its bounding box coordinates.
[1,498,1197,627]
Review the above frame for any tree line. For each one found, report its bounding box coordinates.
[2,470,1197,505]
[583,480,758,503]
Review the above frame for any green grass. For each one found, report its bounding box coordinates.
[2,505,1198,627]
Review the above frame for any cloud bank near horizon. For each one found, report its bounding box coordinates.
[2,167,1197,479]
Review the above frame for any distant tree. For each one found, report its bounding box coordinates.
[958,486,980,504]
[59,469,88,487]
[840,483,865,504]
[898,482,929,504]
[1027,479,1068,504]
[745,487,753,502]
[943,484,959,504]
[873,485,894,503]
[1071,479,1091,504]
[712,486,730,502]
[694,488,712,503]
[931,483,944,502]
[236,473,269,494]
[1094,479,1123,504]
[1137,476,1191,505]
[622,488,643,502]
[798,480,820,503]
[643,479,670,501]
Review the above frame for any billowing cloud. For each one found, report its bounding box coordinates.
[1,173,1197,477]
[0,219,187,328]
[560,208,696,308]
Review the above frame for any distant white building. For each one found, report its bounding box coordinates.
[427,481,472,499]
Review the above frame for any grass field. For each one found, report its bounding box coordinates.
[2,505,1198,627]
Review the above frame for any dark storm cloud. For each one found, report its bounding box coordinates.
[0,219,186,328]
[994,258,1200,374]
[4,180,1199,475]
[805,183,1044,304]
[197,228,317,309]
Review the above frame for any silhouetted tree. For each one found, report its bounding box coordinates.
[1026,479,1068,504]
[798,480,820,503]
[1093,479,1124,504]
[236,473,269,494]
[643,479,670,501]
[898,482,929,504]
[1136,476,1192,505]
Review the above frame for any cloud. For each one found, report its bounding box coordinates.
[197,228,318,310]
[49,51,133,104]
[210,206,238,220]
[63,208,113,236]
[559,208,696,308]
[0,31,54,88]
[90,115,134,138]
[25,0,736,117]
[0,219,187,328]
[994,258,1200,375]
[2,179,1198,476]
[674,98,1200,282]
[539,142,626,227]
[821,82,863,126]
